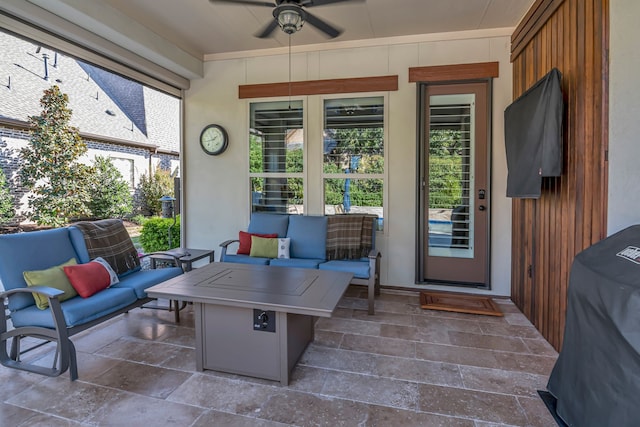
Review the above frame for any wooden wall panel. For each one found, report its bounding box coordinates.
[510,0,609,351]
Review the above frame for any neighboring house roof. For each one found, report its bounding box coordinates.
[0,31,179,152]
[77,61,147,136]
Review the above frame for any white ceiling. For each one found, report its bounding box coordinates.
[7,0,534,82]
[85,0,533,58]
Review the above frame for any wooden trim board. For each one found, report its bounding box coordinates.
[419,291,503,317]
[239,75,398,99]
[408,62,499,83]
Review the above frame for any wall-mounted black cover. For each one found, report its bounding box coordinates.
[504,68,563,198]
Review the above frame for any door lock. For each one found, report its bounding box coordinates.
[478,189,486,200]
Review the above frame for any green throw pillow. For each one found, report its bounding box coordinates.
[23,258,78,309]
[250,236,278,258]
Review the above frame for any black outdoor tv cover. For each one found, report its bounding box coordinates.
[504,68,563,198]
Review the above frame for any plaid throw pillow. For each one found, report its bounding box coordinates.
[72,219,140,276]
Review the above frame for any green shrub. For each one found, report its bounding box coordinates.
[87,155,133,219]
[136,167,174,216]
[0,167,14,224]
[139,215,181,253]
[129,214,149,226]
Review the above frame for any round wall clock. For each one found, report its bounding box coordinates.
[199,124,228,155]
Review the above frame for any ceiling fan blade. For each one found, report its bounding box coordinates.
[301,0,365,7]
[304,10,342,38]
[254,19,280,38]
[209,0,274,7]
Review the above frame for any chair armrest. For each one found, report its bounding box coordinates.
[1,286,64,300]
[219,239,240,260]
[367,249,381,259]
[1,286,68,334]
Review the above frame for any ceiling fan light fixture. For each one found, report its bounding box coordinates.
[276,6,305,34]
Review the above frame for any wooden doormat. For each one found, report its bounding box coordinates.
[420,291,503,316]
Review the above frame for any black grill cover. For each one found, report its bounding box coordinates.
[547,225,640,426]
[504,68,563,198]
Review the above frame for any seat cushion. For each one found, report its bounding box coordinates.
[287,215,328,260]
[247,213,289,237]
[0,227,80,312]
[10,287,137,329]
[269,258,324,269]
[113,267,183,299]
[319,260,370,279]
[222,254,271,265]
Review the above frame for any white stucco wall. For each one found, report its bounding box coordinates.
[608,0,640,234]
[183,31,513,296]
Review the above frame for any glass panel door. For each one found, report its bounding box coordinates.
[421,82,490,286]
[428,94,475,259]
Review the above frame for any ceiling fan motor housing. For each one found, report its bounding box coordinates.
[274,4,306,34]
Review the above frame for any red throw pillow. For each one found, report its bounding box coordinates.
[237,231,278,255]
[63,262,111,298]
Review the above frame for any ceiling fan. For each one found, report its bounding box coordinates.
[209,0,364,39]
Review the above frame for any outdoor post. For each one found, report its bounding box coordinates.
[159,195,176,248]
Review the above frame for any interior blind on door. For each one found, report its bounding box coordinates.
[428,100,473,253]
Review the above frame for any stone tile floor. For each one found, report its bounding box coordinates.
[1,288,558,426]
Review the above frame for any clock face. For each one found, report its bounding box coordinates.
[200,125,228,155]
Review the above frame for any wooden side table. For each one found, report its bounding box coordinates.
[149,248,215,322]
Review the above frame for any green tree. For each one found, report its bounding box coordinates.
[0,167,14,224]
[19,85,93,227]
[137,167,174,216]
[87,156,133,219]
[286,148,304,202]
[249,135,262,174]
[428,129,464,209]
[324,127,384,207]
[332,127,384,158]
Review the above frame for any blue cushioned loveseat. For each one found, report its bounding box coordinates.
[219,213,381,314]
[0,220,183,380]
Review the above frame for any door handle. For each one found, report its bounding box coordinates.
[478,205,486,211]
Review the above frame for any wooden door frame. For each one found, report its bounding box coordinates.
[415,79,493,288]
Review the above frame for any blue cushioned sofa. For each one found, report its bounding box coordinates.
[0,221,183,380]
[220,213,381,314]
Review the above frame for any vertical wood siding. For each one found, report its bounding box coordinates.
[510,0,609,350]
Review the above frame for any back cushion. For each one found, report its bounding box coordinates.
[0,228,79,311]
[287,215,328,260]
[247,213,289,237]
